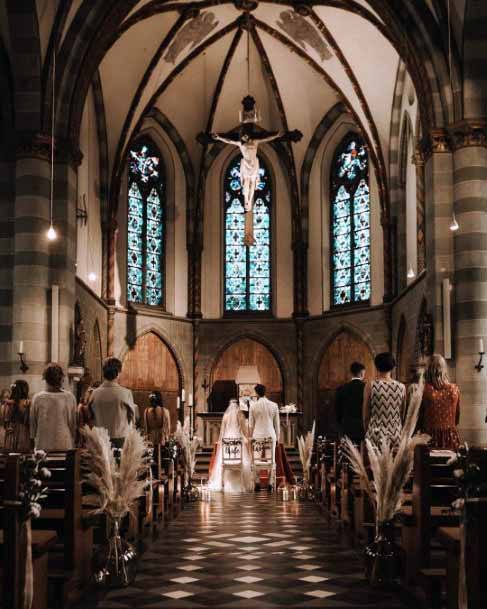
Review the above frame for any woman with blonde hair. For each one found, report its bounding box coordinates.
[421,354,460,450]
[4,380,31,451]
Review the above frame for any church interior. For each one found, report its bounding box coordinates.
[2,1,487,608]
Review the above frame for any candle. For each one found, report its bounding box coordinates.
[479,338,484,354]
[188,393,193,406]
[181,389,185,402]
[292,486,297,501]
[18,341,24,354]
[177,397,180,410]
[282,487,289,501]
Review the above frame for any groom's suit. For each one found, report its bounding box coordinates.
[250,397,280,443]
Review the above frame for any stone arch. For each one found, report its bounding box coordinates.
[463,0,487,119]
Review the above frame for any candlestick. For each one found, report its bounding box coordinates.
[181,388,185,402]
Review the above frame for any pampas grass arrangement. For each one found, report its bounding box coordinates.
[298,421,316,482]
[174,417,200,485]
[341,379,430,524]
[81,425,149,519]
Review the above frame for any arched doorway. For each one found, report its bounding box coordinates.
[210,338,283,411]
[118,332,180,430]
[316,330,374,436]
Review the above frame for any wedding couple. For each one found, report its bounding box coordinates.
[208,384,280,493]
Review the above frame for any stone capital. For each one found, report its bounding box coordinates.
[447,120,487,151]
[419,129,451,160]
[15,132,83,169]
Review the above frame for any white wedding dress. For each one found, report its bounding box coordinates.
[208,401,254,493]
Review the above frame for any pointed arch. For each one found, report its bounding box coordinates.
[127,136,165,307]
[330,132,371,306]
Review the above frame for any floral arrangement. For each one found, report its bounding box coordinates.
[81,425,150,519]
[174,417,200,485]
[447,443,487,511]
[297,421,315,482]
[342,379,430,523]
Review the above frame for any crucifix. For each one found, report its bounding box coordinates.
[198,95,302,245]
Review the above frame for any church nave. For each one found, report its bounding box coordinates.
[80,494,410,609]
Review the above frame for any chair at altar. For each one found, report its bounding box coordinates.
[221,438,244,491]
[252,437,276,490]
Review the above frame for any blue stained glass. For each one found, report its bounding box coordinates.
[331,134,370,306]
[224,155,271,312]
[127,140,164,306]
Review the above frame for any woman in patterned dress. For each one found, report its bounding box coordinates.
[420,354,460,450]
[0,387,11,448]
[363,352,406,448]
[4,380,31,451]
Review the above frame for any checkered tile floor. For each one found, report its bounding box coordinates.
[78,493,411,608]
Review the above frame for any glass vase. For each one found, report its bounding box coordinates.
[364,520,403,588]
[93,516,137,588]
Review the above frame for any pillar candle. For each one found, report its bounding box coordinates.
[18,341,24,354]
[177,397,180,410]
[181,388,185,402]
[479,338,484,354]
[188,393,193,406]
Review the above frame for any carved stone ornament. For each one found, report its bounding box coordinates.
[234,0,259,12]
[73,305,87,367]
[448,120,487,150]
[15,132,83,168]
[417,310,434,358]
[419,129,450,160]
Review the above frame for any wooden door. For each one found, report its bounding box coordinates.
[316,331,374,436]
[211,338,283,406]
[118,332,180,430]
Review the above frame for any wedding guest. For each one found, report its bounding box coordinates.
[4,380,31,451]
[144,390,171,445]
[335,362,366,443]
[77,382,100,445]
[420,354,460,450]
[363,352,406,448]
[90,357,136,448]
[0,387,11,448]
[30,363,77,451]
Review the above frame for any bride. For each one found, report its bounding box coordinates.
[208,399,254,493]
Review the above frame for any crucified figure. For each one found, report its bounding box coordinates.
[211,131,283,213]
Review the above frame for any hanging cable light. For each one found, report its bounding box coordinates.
[47,50,57,241]
[407,265,415,279]
[450,213,459,231]
[447,0,459,234]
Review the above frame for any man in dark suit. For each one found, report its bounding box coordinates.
[335,362,366,443]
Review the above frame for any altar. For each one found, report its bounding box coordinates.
[197,411,302,449]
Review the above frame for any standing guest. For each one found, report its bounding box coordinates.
[0,387,11,448]
[363,352,406,448]
[30,363,77,451]
[144,390,171,446]
[335,362,366,443]
[4,381,31,451]
[77,382,101,445]
[90,357,136,448]
[420,354,460,450]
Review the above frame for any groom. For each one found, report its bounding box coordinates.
[249,384,280,489]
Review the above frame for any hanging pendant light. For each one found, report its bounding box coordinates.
[407,265,415,280]
[450,213,459,231]
[46,49,57,241]
[447,0,459,235]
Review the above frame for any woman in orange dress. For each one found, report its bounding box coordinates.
[421,354,460,450]
[4,380,31,451]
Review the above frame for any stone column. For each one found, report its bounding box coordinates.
[450,121,487,444]
[414,149,426,274]
[421,130,454,355]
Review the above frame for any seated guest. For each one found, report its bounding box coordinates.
[363,352,406,448]
[90,357,135,448]
[420,354,460,450]
[0,387,11,448]
[30,363,77,451]
[144,390,171,445]
[4,380,31,451]
[335,362,366,443]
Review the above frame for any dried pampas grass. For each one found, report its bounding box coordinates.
[174,417,200,484]
[342,378,430,523]
[81,425,149,519]
[298,421,315,482]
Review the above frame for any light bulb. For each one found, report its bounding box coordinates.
[450,214,459,232]
[47,225,57,241]
[88,272,97,282]
[407,265,415,279]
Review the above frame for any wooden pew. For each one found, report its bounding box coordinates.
[32,450,93,608]
[0,453,57,609]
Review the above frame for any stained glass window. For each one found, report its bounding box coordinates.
[330,134,370,306]
[224,156,271,313]
[127,140,165,306]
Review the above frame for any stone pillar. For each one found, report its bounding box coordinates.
[450,121,487,444]
[421,130,454,355]
[292,239,308,317]
[414,149,426,274]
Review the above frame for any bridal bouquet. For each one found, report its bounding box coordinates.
[298,421,315,483]
[174,417,200,485]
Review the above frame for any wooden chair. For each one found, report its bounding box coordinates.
[252,438,276,490]
[221,438,244,491]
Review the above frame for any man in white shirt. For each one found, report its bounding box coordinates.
[249,384,280,489]
[89,357,136,448]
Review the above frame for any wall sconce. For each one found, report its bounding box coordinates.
[17,341,29,374]
[475,338,485,372]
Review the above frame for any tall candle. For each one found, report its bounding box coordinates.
[188,393,193,406]
[177,397,180,410]
[181,388,185,402]
[480,338,485,354]
[18,341,24,354]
